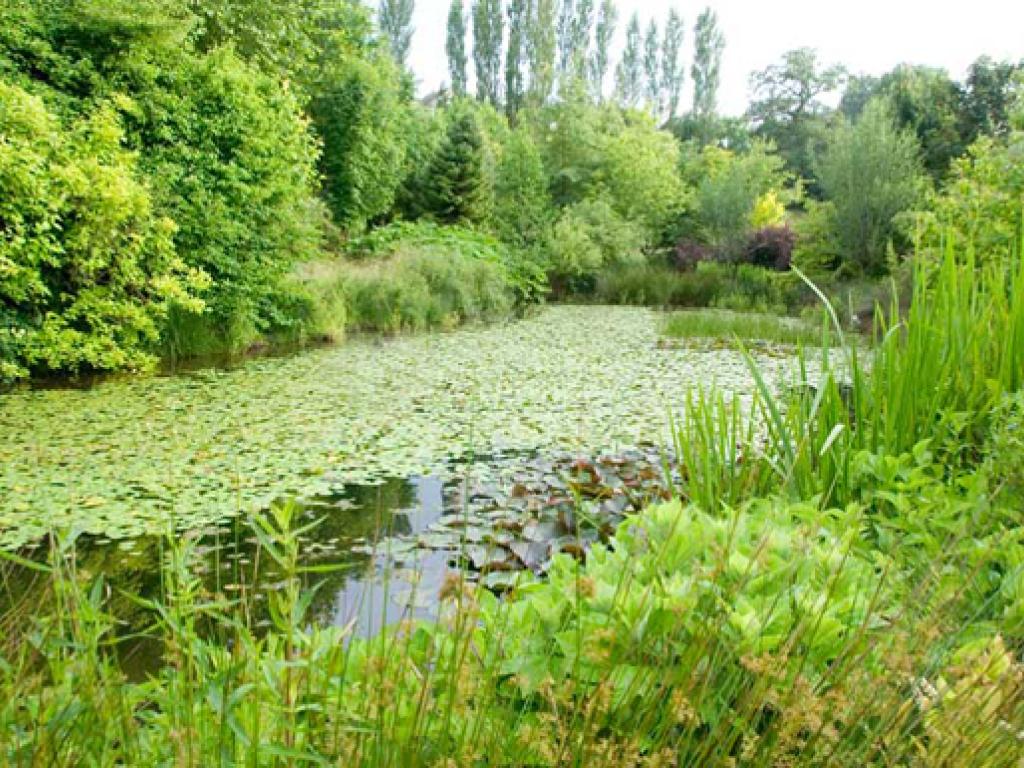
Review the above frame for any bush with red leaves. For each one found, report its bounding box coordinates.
[744,225,796,271]
[673,239,716,272]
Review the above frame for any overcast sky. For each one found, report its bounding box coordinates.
[401,0,1024,115]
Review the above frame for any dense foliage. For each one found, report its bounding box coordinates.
[0,82,201,380]
[4,0,1018,383]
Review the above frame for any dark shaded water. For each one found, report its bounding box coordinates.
[1,444,679,678]
[0,475,454,677]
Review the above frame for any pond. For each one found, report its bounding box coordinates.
[0,306,805,638]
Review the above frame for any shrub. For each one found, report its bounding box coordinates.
[0,83,204,380]
[543,199,648,296]
[749,189,786,228]
[689,141,794,259]
[342,247,513,333]
[545,212,604,295]
[792,200,843,276]
[745,224,796,271]
[346,221,547,307]
[672,238,716,271]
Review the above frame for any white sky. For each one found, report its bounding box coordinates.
[400,0,1024,115]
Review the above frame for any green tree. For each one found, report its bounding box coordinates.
[570,0,595,82]
[929,123,1024,261]
[528,0,557,105]
[556,0,575,81]
[189,0,374,96]
[378,0,415,68]
[312,50,409,230]
[691,7,724,120]
[615,13,642,107]
[661,9,685,120]
[596,116,687,239]
[424,108,491,224]
[0,0,328,357]
[473,0,504,105]
[493,128,551,247]
[813,99,927,274]
[962,56,1023,142]
[643,19,660,114]
[0,83,202,380]
[505,0,528,118]
[876,65,965,180]
[140,48,323,348]
[394,105,446,219]
[446,0,468,96]
[748,48,846,182]
[839,74,880,121]
[589,0,617,101]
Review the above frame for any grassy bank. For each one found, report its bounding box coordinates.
[2,250,1023,765]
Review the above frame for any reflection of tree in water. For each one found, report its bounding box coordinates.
[1,477,422,675]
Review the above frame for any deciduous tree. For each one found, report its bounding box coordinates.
[446,0,468,96]
[615,13,642,107]
[661,10,684,120]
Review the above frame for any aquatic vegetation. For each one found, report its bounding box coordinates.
[0,307,803,549]
[660,308,822,346]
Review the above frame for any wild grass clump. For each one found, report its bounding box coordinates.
[340,247,514,333]
[596,261,812,314]
[661,309,821,345]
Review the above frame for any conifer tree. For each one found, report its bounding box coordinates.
[446,0,468,96]
[424,110,490,224]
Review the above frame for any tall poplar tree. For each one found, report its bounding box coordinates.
[506,0,528,117]
[589,0,617,101]
[446,0,468,96]
[528,0,557,104]
[472,0,504,105]
[661,9,684,119]
[556,0,575,79]
[379,0,415,68]
[570,0,595,80]
[643,19,660,113]
[692,7,725,118]
[614,12,642,107]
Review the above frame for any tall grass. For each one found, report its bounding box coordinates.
[661,309,822,346]
[2,245,1024,765]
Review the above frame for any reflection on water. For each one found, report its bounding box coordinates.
[0,475,455,678]
[1,442,681,682]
